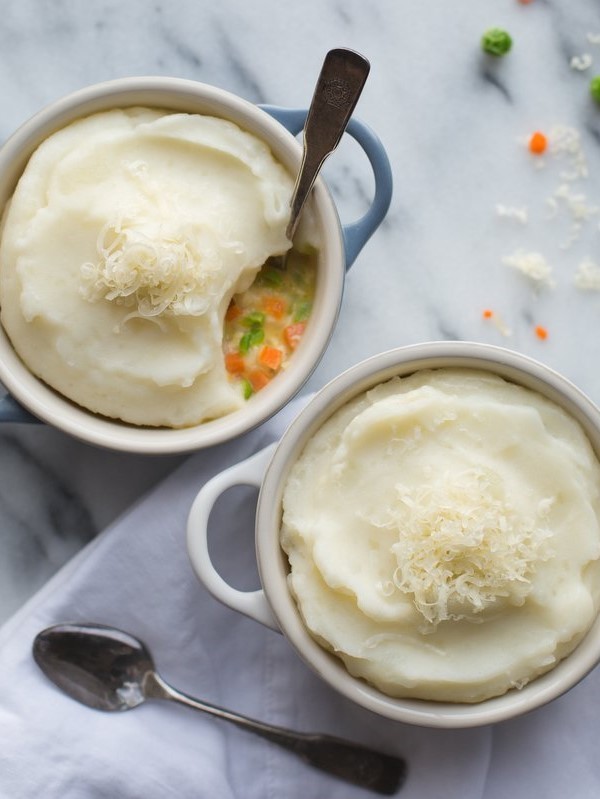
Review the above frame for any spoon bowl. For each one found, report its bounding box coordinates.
[33,623,407,795]
[33,624,152,711]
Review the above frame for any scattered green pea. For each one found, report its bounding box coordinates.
[481,28,512,57]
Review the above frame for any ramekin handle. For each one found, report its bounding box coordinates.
[187,443,279,632]
[261,105,393,270]
[0,394,40,423]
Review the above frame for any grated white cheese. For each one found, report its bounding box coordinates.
[503,250,556,288]
[387,469,553,628]
[574,257,600,291]
[549,126,589,181]
[553,183,600,221]
[546,183,600,249]
[80,219,244,318]
[570,53,593,71]
[496,204,528,224]
[587,32,600,45]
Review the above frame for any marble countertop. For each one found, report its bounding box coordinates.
[1,0,600,622]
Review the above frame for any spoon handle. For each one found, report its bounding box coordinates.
[286,48,370,241]
[146,672,406,795]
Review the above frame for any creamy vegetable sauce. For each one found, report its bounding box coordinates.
[223,249,316,397]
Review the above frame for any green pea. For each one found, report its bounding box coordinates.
[481,28,512,57]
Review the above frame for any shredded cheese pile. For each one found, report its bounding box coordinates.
[380,469,553,628]
[80,220,242,318]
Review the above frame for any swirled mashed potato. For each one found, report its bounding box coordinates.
[281,369,600,703]
[0,108,294,426]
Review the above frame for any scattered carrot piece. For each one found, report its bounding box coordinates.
[225,352,245,374]
[482,309,494,319]
[258,346,283,371]
[517,0,535,4]
[248,370,271,391]
[535,325,548,340]
[529,131,548,155]
[225,303,242,322]
[284,322,306,350]
[262,296,287,319]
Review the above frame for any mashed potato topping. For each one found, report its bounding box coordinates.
[280,369,600,702]
[0,108,294,426]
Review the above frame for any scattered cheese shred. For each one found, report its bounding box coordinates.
[553,183,600,221]
[387,469,554,628]
[570,53,593,71]
[496,204,528,224]
[587,33,600,45]
[503,250,555,288]
[574,257,600,291]
[546,183,600,249]
[549,126,589,180]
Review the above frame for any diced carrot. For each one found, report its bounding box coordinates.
[482,309,494,319]
[284,322,306,350]
[258,346,283,371]
[248,370,271,391]
[225,352,245,374]
[225,302,242,322]
[262,296,287,319]
[535,325,548,340]
[528,131,547,155]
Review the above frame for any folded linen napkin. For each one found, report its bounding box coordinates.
[0,395,597,798]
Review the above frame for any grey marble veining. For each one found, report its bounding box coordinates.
[1,0,600,622]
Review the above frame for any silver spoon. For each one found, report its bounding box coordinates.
[286,48,370,242]
[33,623,407,795]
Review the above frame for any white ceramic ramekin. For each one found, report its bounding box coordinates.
[188,341,600,728]
[0,76,392,453]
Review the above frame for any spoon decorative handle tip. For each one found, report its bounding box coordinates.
[290,733,407,794]
[286,47,371,240]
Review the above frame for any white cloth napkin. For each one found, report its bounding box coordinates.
[0,395,598,798]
